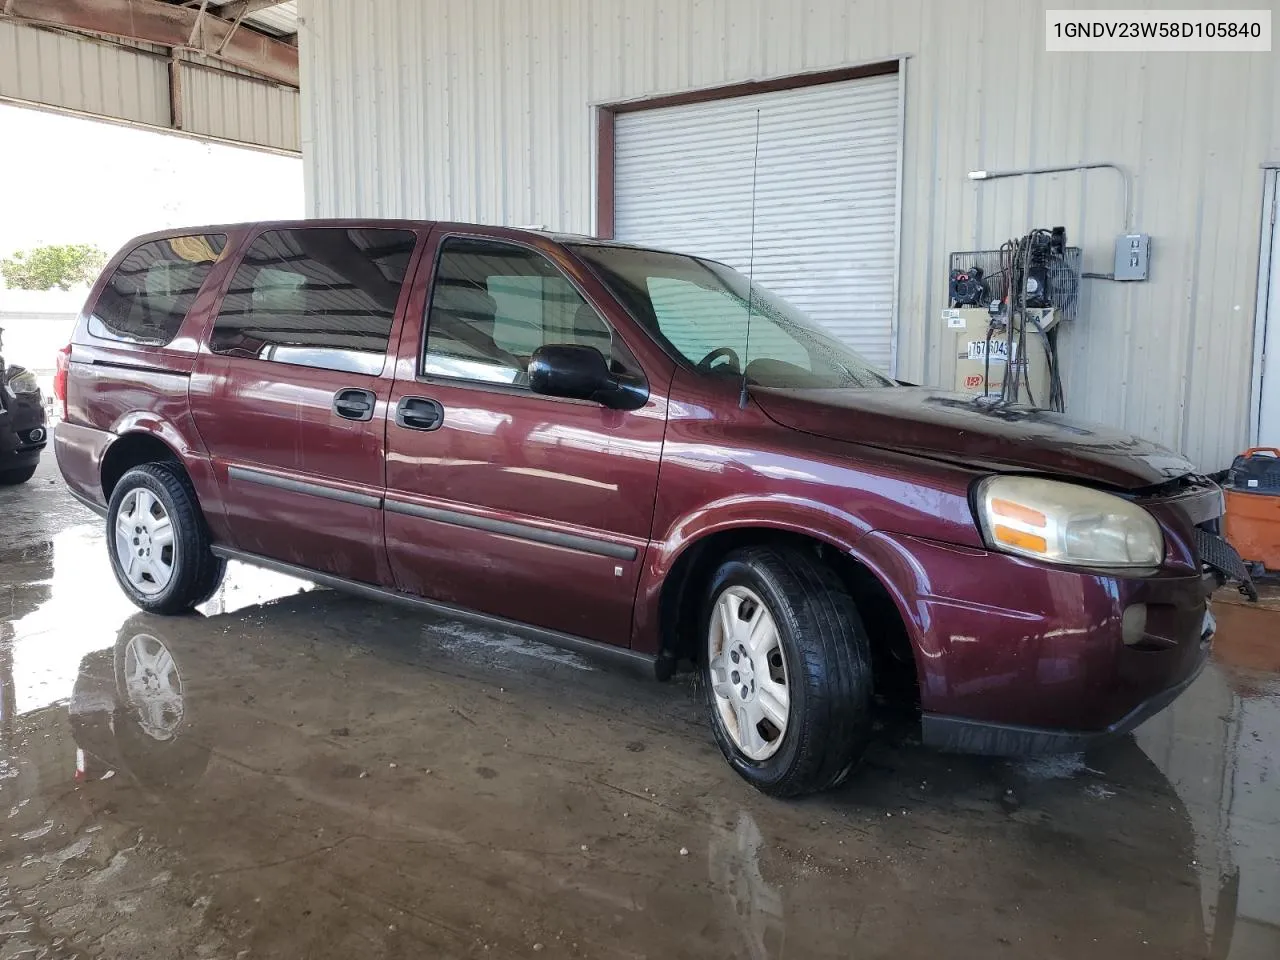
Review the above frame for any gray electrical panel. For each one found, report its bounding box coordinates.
[1114,233,1150,281]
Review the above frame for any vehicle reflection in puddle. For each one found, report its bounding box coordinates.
[0,521,1277,958]
[1,522,312,715]
[1135,595,1280,960]
[706,808,783,960]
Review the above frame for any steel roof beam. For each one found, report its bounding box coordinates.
[2,0,298,87]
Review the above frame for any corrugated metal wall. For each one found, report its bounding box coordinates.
[613,75,901,370]
[300,0,1280,471]
[0,19,299,153]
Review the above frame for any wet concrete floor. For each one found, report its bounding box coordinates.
[2,456,1278,959]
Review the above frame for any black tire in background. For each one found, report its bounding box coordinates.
[106,463,226,615]
[0,464,37,485]
[700,545,874,797]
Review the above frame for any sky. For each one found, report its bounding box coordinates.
[0,103,303,268]
[0,103,304,368]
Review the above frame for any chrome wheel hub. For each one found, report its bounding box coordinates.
[708,585,790,761]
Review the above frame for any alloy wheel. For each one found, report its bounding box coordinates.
[114,488,176,596]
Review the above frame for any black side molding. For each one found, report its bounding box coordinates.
[228,465,382,509]
[384,499,638,561]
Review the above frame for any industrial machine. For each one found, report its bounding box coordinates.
[944,306,1054,405]
[947,228,1081,410]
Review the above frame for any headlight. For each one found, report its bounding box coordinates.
[975,476,1163,568]
[5,368,40,396]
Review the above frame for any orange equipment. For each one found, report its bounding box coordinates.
[1223,447,1280,574]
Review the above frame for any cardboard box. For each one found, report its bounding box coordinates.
[945,307,1051,405]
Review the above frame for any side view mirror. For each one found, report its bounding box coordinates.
[528,344,647,410]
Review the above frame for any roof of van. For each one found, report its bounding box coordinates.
[117,220,702,261]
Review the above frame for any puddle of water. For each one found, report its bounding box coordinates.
[0,493,1277,958]
[429,620,595,672]
[1135,634,1280,958]
[2,522,312,715]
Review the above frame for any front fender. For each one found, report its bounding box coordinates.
[630,495,870,655]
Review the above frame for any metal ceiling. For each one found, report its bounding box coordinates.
[201,0,298,39]
[0,0,300,151]
[1,0,298,86]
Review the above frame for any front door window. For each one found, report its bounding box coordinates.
[422,238,626,385]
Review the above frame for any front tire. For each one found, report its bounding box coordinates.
[701,545,873,797]
[106,463,225,614]
[0,464,37,485]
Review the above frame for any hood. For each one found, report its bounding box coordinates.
[752,387,1195,490]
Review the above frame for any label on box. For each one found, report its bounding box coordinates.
[966,339,1013,362]
[942,309,965,329]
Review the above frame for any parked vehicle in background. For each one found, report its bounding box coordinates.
[0,327,47,485]
[53,221,1253,796]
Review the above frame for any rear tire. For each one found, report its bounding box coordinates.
[700,545,873,797]
[0,464,37,485]
[106,463,225,614]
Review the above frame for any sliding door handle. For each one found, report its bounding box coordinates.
[334,388,376,421]
[396,396,444,431]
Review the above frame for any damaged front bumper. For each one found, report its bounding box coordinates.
[1195,526,1257,601]
[922,632,1213,756]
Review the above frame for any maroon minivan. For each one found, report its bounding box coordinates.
[54,221,1248,796]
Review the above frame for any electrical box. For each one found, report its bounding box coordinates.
[1114,233,1150,281]
[947,307,1053,406]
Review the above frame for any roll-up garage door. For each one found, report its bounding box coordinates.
[612,72,901,372]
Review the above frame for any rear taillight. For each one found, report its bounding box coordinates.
[54,342,71,420]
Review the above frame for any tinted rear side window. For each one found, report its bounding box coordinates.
[89,235,227,345]
[210,228,417,375]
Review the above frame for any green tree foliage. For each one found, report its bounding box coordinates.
[0,244,108,291]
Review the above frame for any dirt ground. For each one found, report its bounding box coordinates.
[2,457,1278,959]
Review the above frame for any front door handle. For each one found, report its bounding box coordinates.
[396,396,444,431]
[333,388,376,422]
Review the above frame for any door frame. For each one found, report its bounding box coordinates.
[380,225,675,648]
[1251,168,1279,445]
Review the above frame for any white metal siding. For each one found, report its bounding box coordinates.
[182,61,300,152]
[0,20,170,128]
[0,19,299,152]
[1258,172,1280,447]
[613,76,900,370]
[300,0,1280,471]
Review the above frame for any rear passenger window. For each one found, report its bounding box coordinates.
[211,228,416,375]
[89,235,227,345]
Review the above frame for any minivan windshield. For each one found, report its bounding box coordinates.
[570,244,895,389]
